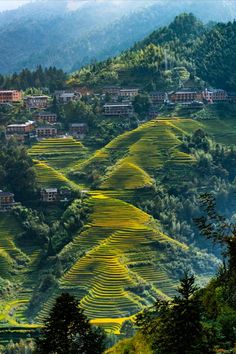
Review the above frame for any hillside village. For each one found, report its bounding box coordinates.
[1,86,235,142]
[0,84,235,210]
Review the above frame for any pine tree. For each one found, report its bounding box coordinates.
[35,293,106,354]
[137,273,213,354]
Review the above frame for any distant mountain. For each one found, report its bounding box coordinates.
[0,0,236,74]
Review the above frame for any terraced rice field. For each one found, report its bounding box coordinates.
[73,119,195,191]
[174,117,236,145]
[0,215,42,329]
[29,137,87,170]
[0,118,223,334]
[0,216,27,278]
[59,194,187,325]
[34,160,77,189]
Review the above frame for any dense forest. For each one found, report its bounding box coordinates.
[71,14,236,91]
[0,66,67,92]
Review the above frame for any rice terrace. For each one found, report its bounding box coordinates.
[0,117,231,339]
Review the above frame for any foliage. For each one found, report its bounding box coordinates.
[2,339,35,354]
[0,138,36,201]
[196,21,236,90]
[35,293,106,354]
[133,94,151,117]
[71,13,236,91]
[136,273,214,354]
[0,66,67,92]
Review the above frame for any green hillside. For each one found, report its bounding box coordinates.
[29,137,87,171]
[70,14,236,91]
[70,119,196,189]
[18,117,221,332]
[0,215,41,331]
[2,116,234,336]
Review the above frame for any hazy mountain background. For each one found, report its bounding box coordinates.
[0,0,236,74]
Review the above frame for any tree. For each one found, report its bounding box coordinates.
[0,139,36,201]
[36,293,106,354]
[133,94,151,117]
[136,273,213,354]
[195,193,236,306]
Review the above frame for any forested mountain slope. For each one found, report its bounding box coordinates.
[72,13,236,91]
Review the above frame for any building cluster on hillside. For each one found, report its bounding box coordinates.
[150,88,231,107]
[100,86,236,118]
[5,118,61,142]
[102,87,139,117]
[147,88,233,117]
[0,88,88,142]
[1,84,235,143]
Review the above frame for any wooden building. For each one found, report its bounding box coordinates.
[6,120,35,134]
[104,102,134,117]
[24,95,49,109]
[0,191,16,211]
[69,123,88,139]
[55,91,81,104]
[149,92,167,105]
[119,88,139,98]
[41,188,59,203]
[169,89,202,103]
[34,112,57,124]
[0,90,22,103]
[36,126,58,138]
[202,89,228,103]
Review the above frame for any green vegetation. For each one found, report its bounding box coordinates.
[0,66,67,92]
[71,14,236,91]
[29,138,87,171]
[2,9,236,352]
[36,293,106,354]
[136,273,214,354]
[0,138,36,201]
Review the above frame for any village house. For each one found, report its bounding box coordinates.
[34,112,57,124]
[6,120,35,135]
[102,86,121,95]
[149,91,167,105]
[119,88,139,99]
[24,95,49,109]
[169,89,202,103]
[0,90,22,103]
[55,91,81,104]
[202,89,228,103]
[69,123,88,139]
[41,188,59,203]
[104,102,134,117]
[36,126,58,138]
[0,191,16,211]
